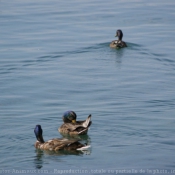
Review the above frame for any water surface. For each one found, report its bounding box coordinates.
[0,0,175,174]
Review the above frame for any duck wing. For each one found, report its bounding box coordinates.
[73,115,92,134]
[41,138,81,151]
[114,40,127,48]
[62,114,92,131]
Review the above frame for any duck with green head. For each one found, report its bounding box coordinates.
[34,125,90,151]
[58,111,92,135]
[110,29,127,48]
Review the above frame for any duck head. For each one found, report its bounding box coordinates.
[115,29,123,41]
[34,125,45,143]
[62,111,77,124]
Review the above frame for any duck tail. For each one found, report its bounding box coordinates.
[77,145,91,151]
[82,114,92,128]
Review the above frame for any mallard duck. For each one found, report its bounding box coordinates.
[34,125,90,151]
[110,29,127,48]
[58,111,92,135]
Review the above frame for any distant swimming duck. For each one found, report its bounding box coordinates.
[110,29,127,48]
[34,125,90,151]
[58,111,92,135]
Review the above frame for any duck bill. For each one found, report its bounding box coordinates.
[72,119,76,124]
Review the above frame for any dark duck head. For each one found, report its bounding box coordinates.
[115,29,123,41]
[62,111,77,124]
[34,125,45,143]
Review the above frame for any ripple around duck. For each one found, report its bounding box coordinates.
[33,40,127,66]
[126,42,175,71]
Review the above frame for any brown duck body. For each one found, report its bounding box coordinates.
[110,29,127,48]
[110,40,127,48]
[59,114,92,135]
[34,138,84,151]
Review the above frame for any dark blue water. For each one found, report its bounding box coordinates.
[0,0,175,174]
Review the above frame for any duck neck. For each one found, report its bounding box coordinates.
[37,135,45,143]
[118,35,123,41]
